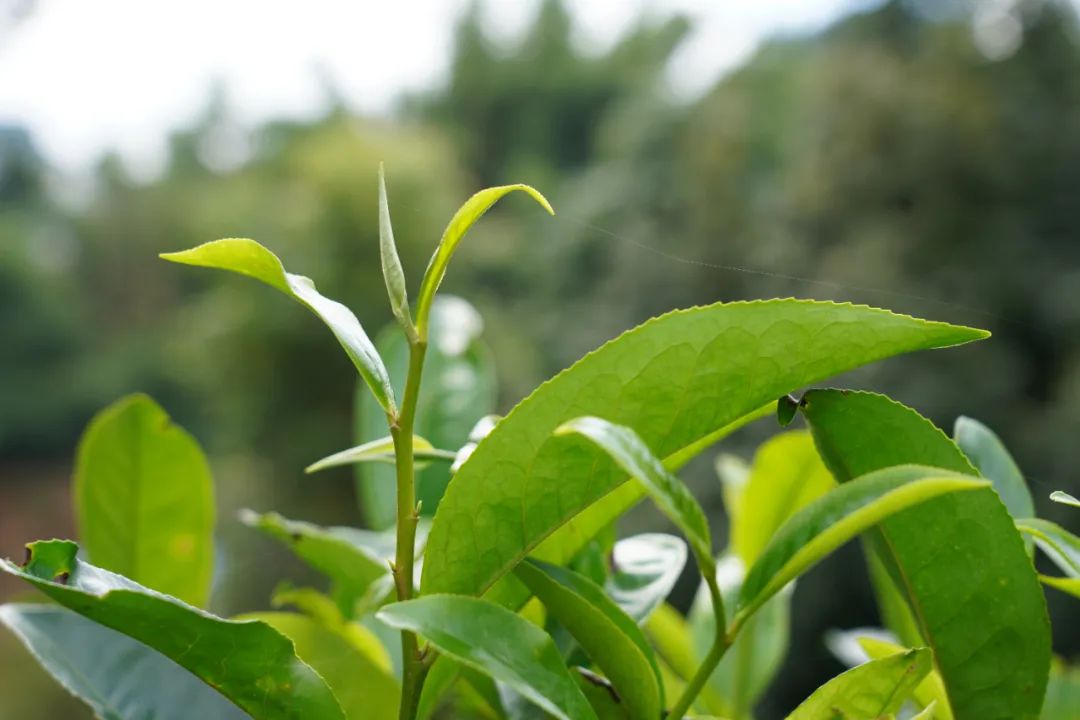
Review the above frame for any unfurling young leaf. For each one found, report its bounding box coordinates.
[378,163,415,339]
[161,237,396,415]
[305,434,453,473]
[74,393,214,608]
[605,533,687,625]
[377,595,597,720]
[414,184,554,339]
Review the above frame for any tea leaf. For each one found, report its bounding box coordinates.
[954,416,1034,520]
[378,163,414,338]
[555,416,713,576]
[415,185,553,338]
[787,648,932,720]
[74,394,214,607]
[1015,518,1080,577]
[801,389,1052,719]
[857,635,953,720]
[422,300,987,598]
[306,434,452,474]
[735,465,985,623]
[515,559,662,720]
[1051,490,1080,508]
[605,534,686,624]
[0,540,344,720]
[377,595,597,720]
[0,604,248,720]
[161,238,395,415]
[245,611,399,720]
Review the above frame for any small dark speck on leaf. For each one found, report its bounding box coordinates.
[55,572,70,585]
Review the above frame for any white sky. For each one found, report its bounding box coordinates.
[0,0,876,175]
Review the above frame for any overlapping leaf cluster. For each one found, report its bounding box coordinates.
[3,174,1076,720]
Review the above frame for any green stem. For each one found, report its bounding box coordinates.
[665,569,730,720]
[392,339,428,720]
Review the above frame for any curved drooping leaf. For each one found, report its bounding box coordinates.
[0,604,248,720]
[377,595,597,720]
[735,465,986,622]
[357,296,497,528]
[0,540,344,720]
[691,555,791,718]
[605,534,686,624]
[515,559,662,720]
[422,300,986,598]
[801,389,1052,720]
[378,163,414,337]
[161,237,395,414]
[240,509,412,615]
[730,430,834,566]
[556,416,713,575]
[857,635,952,720]
[306,434,453,474]
[74,393,214,607]
[1051,490,1080,508]
[415,184,553,336]
[954,416,1034,520]
[1015,518,1080,577]
[245,612,399,720]
[786,648,932,720]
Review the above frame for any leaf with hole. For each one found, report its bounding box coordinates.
[74,393,214,607]
[161,237,395,414]
[0,540,345,720]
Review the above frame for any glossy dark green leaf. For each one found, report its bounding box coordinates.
[1,540,344,720]
[787,648,932,720]
[555,416,714,575]
[605,534,686,624]
[377,595,597,720]
[356,295,496,528]
[1051,490,1080,508]
[239,509,409,616]
[801,389,1052,719]
[776,394,799,427]
[245,612,399,720]
[1015,518,1080,577]
[0,604,247,720]
[422,300,986,598]
[415,184,553,337]
[515,558,662,720]
[954,416,1034,519]
[735,465,985,623]
[74,394,214,607]
[161,237,395,414]
[378,163,414,338]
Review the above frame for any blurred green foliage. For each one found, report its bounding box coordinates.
[2,0,1080,716]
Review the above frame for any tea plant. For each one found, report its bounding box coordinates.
[2,168,1077,719]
